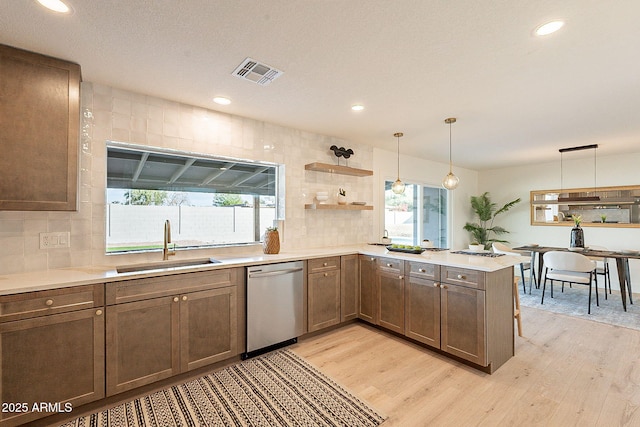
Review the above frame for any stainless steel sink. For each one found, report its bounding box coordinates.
[116,258,221,274]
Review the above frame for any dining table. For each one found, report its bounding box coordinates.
[514,245,640,311]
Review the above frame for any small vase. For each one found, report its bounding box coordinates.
[263,230,280,254]
[570,226,584,248]
[337,194,347,205]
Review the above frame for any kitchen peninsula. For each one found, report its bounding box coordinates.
[0,245,521,427]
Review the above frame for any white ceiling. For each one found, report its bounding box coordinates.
[2,0,639,170]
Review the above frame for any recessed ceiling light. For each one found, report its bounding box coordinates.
[213,97,231,105]
[535,20,565,36]
[351,104,365,111]
[36,0,72,13]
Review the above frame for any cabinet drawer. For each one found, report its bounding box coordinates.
[441,267,485,290]
[106,268,239,305]
[0,284,104,322]
[377,257,403,274]
[408,262,439,280]
[308,256,340,273]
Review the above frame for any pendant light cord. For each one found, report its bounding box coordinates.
[448,121,453,172]
[397,135,400,179]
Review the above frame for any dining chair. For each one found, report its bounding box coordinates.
[492,242,536,294]
[587,245,612,299]
[541,251,598,314]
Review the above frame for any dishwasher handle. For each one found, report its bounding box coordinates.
[248,267,303,279]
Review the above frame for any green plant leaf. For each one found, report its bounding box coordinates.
[465,192,520,247]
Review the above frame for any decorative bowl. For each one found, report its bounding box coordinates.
[315,194,329,203]
[468,244,484,252]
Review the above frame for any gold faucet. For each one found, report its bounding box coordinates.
[163,219,176,260]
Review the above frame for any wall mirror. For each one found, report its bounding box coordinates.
[531,185,640,228]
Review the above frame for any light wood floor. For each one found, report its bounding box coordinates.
[291,305,640,427]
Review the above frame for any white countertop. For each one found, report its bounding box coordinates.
[0,245,527,295]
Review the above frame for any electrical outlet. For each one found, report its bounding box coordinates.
[39,232,70,249]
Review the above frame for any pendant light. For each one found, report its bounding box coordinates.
[391,132,406,194]
[557,144,600,202]
[442,117,459,190]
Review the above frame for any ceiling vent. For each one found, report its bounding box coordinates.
[232,57,283,86]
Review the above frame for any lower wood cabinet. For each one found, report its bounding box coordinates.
[308,255,360,332]
[0,286,104,427]
[377,257,405,334]
[440,282,486,366]
[358,257,513,372]
[404,263,513,371]
[340,254,359,321]
[106,295,180,395]
[358,255,378,323]
[105,269,240,396]
[181,287,237,372]
[308,271,341,332]
[405,275,441,348]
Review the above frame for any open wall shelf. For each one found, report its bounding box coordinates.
[305,204,373,211]
[304,162,373,177]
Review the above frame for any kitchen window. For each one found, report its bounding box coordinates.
[105,142,282,253]
[384,181,448,247]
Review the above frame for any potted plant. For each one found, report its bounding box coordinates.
[263,226,280,254]
[600,214,607,223]
[463,192,521,250]
[337,188,347,205]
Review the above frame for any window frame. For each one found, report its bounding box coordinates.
[105,141,284,254]
[383,179,449,248]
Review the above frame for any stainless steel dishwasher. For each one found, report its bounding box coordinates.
[245,261,304,358]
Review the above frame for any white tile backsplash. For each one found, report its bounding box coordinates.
[0,82,374,274]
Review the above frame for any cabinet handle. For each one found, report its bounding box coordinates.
[399,275,404,280]
[182,295,188,301]
[173,297,179,302]
[323,262,328,267]
[441,284,448,289]
[45,299,54,306]
[387,263,393,267]
[324,273,328,277]
[457,274,465,280]
[370,257,375,261]
[95,309,103,316]
[419,268,425,273]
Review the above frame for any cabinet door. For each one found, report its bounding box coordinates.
[0,44,80,211]
[358,256,377,324]
[405,275,441,348]
[0,308,104,426]
[340,254,359,322]
[106,296,180,396]
[377,269,405,334]
[308,270,341,332]
[180,287,237,372]
[440,283,487,366]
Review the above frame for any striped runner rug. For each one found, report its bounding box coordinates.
[60,349,385,427]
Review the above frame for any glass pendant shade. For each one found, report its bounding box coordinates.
[442,171,459,190]
[442,117,459,190]
[392,132,405,194]
[392,178,406,194]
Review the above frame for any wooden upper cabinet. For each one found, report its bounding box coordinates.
[0,44,81,211]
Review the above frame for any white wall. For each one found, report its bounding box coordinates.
[479,151,640,289]
[0,82,376,274]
